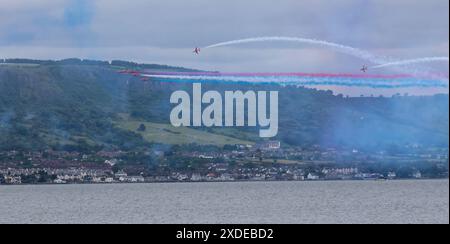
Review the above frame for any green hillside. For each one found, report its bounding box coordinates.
[0,59,448,152]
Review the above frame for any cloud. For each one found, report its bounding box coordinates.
[0,0,448,75]
[64,0,94,28]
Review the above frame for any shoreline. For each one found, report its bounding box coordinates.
[1,177,448,187]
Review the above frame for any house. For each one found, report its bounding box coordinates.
[118,175,144,183]
[251,174,266,181]
[92,177,103,183]
[53,178,67,184]
[199,155,214,159]
[214,164,228,172]
[115,170,127,179]
[413,171,422,179]
[206,173,217,181]
[307,173,319,180]
[104,159,118,166]
[293,174,305,181]
[4,176,22,184]
[130,176,145,183]
[104,177,115,183]
[191,173,204,182]
[387,172,397,179]
[257,141,281,150]
[236,144,253,150]
[176,174,189,181]
[219,173,234,181]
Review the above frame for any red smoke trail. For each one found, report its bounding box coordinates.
[142,71,417,79]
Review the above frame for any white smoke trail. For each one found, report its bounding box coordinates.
[203,37,449,82]
[204,36,388,64]
[372,57,450,69]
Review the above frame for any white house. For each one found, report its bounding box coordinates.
[387,172,397,179]
[307,173,319,180]
[413,171,422,179]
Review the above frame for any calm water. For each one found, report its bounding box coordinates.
[0,180,448,224]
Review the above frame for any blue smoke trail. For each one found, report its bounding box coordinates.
[143,74,448,89]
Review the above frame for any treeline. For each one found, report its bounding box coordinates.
[0,58,200,72]
[109,60,199,72]
[1,58,110,66]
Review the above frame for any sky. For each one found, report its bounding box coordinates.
[0,0,448,95]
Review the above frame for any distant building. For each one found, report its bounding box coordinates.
[92,177,103,183]
[307,173,319,180]
[129,176,144,183]
[4,176,22,184]
[53,179,67,184]
[104,177,114,183]
[293,174,305,181]
[191,173,204,182]
[206,173,217,181]
[199,155,214,159]
[413,171,422,179]
[257,141,281,150]
[219,173,234,181]
[115,170,127,179]
[251,174,266,181]
[176,174,189,181]
[236,144,253,150]
[118,175,144,183]
[215,164,228,172]
[104,159,118,166]
[387,172,397,179]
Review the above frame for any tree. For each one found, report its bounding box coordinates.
[137,124,146,132]
[112,165,121,174]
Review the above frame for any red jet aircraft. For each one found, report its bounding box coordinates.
[360,65,368,73]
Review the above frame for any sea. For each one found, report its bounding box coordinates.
[0,180,448,224]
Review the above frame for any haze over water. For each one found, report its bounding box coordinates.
[0,180,448,224]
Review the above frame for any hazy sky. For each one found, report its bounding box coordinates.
[0,0,448,75]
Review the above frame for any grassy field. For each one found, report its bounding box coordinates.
[116,120,255,146]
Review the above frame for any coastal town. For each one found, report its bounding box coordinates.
[0,141,448,185]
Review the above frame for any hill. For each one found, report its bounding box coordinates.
[0,59,448,152]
